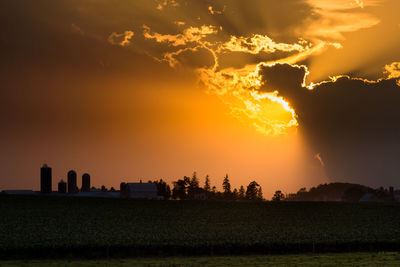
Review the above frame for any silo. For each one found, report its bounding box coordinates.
[67,170,77,194]
[81,173,90,192]
[40,164,52,194]
[58,180,67,194]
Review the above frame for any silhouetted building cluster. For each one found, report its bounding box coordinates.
[4,165,399,203]
[40,164,91,194]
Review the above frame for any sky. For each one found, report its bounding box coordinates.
[1,0,400,198]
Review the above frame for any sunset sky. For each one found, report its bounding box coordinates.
[1,0,400,197]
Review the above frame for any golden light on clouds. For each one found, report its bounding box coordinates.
[197,62,299,136]
[385,62,400,86]
[108,31,134,47]
[106,0,399,137]
[385,62,400,79]
[156,0,179,10]
[143,25,217,47]
[140,24,341,135]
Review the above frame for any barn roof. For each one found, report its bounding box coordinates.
[126,182,157,192]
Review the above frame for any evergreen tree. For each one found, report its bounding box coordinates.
[204,175,211,192]
[222,174,231,194]
[190,172,199,188]
[187,172,200,199]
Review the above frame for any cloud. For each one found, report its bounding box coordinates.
[71,24,84,36]
[108,31,134,47]
[156,0,179,10]
[143,25,218,68]
[258,63,400,184]
[304,0,381,41]
[143,23,341,71]
[174,21,186,26]
[160,47,215,68]
[218,35,311,54]
[143,25,217,46]
[142,23,344,135]
[385,62,400,86]
[385,62,400,79]
[208,5,226,15]
[354,0,364,8]
[197,63,298,136]
[137,1,398,144]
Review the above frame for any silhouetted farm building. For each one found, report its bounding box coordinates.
[81,173,91,192]
[40,164,52,194]
[67,170,78,194]
[1,190,36,195]
[120,181,160,199]
[58,180,67,194]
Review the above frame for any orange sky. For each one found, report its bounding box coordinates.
[1,0,400,198]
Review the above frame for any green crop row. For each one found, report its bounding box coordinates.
[1,196,400,258]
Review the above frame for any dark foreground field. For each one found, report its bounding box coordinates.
[2,252,400,266]
[1,195,400,259]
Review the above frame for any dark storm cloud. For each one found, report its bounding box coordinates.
[259,63,400,186]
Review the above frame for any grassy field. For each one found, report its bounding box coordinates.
[1,195,400,258]
[1,253,400,266]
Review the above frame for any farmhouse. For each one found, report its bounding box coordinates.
[120,181,160,199]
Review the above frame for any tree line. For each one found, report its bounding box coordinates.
[151,172,263,201]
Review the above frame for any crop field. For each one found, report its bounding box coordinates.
[1,195,400,258]
[2,252,400,266]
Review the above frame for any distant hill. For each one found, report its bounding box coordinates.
[286,182,373,202]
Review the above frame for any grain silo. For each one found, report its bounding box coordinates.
[40,164,52,194]
[67,170,77,194]
[81,173,90,192]
[58,180,67,194]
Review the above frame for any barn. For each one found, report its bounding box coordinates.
[120,181,160,199]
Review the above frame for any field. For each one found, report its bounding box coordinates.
[1,195,400,259]
[2,252,400,266]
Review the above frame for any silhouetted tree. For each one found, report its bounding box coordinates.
[172,178,189,200]
[190,172,199,188]
[204,175,211,192]
[154,179,171,200]
[110,187,116,192]
[187,172,200,199]
[232,188,239,200]
[341,186,368,202]
[257,187,263,200]
[246,181,260,200]
[239,186,245,199]
[101,185,107,192]
[222,174,231,196]
[272,190,284,201]
[292,183,373,201]
[285,193,297,201]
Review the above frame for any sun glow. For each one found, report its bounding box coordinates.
[198,63,298,136]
